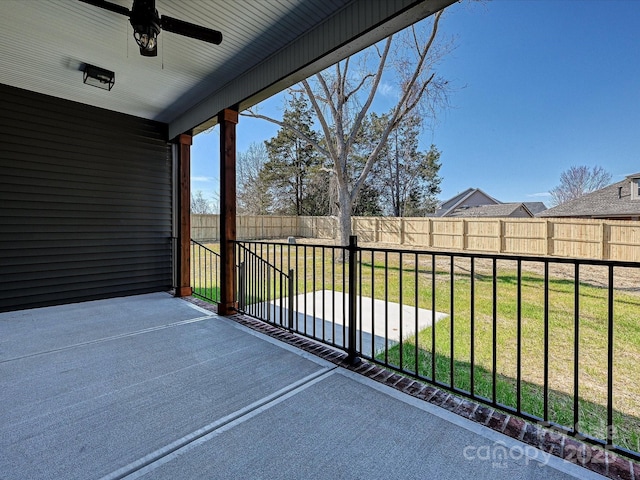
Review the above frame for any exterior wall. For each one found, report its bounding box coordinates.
[0,84,172,312]
[460,190,500,209]
[510,206,532,218]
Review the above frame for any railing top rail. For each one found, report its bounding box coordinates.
[191,239,221,257]
[234,239,342,251]
[234,238,640,268]
[356,244,640,268]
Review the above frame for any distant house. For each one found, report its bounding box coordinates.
[434,187,547,218]
[537,173,640,220]
[434,188,500,216]
[447,203,534,218]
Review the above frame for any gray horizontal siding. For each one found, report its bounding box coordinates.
[0,84,172,312]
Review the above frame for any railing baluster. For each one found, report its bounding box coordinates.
[347,236,358,364]
[431,254,436,383]
[332,248,336,347]
[517,259,522,413]
[415,253,419,376]
[371,250,376,359]
[311,247,324,338]
[450,255,455,389]
[492,258,497,405]
[399,251,403,370]
[343,245,347,349]
[607,264,614,447]
[288,268,294,331]
[574,263,580,435]
[304,244,308,336]
[470,257,475,398]
[384,251,389,365]
[543,261,549,423]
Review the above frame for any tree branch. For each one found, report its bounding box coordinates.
[243,109,330,158]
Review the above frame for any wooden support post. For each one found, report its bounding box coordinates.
[218,108,239,315]
[175,133,193,297]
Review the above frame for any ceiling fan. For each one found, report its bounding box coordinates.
[79,0,223,57]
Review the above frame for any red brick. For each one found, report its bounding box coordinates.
[521,423,541,447]
[584,447,608,478]
[487,412,508,432]
[441,395,462,412]
[354,362,375,374]
[538,430,563,457]
[372,369,394,382]
[394,377,413,391]
[429,389,450,406]
[366,366,385,378]
[503,416,526,440]
[403,381,424,396]
[453,399,478,419]
[562,437,585,466]
[470,404,493,425]
[416,385,438,401]
[385,373,405,387]
[607,456,632,480]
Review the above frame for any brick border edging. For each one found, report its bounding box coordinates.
[184,296,639,480]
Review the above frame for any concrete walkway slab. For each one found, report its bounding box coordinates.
[255,290,447,355]
[0,293,605,480]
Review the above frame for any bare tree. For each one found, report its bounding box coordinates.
[246,8,454,246]
[191,190,218,214]
[237,142,271,215]
[549,165,612,206]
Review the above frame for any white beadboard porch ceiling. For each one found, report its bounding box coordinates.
[0,0,454,138]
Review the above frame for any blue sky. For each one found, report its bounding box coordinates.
[191,0,640,207]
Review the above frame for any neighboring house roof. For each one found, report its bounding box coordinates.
[523,202,548,215]
[537,173,640,218]
[435,188,501,217]
[448,203,534,218]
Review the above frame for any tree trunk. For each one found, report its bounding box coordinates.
[336,186,352,248]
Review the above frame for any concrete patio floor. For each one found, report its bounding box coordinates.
[0,293,606,480]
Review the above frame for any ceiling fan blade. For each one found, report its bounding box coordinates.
[78,0,131,17]
[160,15,223,45]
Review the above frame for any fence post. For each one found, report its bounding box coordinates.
[347,235,361,365]
[288,268,295,331]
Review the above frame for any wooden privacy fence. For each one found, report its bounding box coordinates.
[191,214,640,262]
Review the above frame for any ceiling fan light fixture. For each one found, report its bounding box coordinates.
[133,30,158,53]
[82,64,115,91]
[129,0,161,56]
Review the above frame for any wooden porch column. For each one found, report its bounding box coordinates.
[218,108,239,315]
[175,133,193,297]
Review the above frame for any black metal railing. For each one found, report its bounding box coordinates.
[190,239,221,303]
[236,242,294,329]
[230,236,640,461]
[234,239,358,353]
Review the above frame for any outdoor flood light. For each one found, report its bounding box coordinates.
[82,64,115,91]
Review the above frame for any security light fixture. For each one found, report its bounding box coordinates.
[82,64,115,91]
